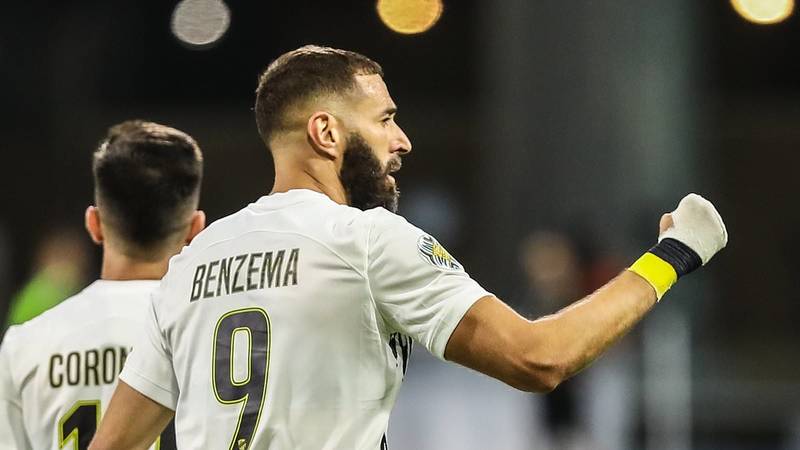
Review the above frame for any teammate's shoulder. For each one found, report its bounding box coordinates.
[0,287,83,353]
[0,321,22,350]
[0,287,85,383]
[4,286,89,335]
[4,280,155,338]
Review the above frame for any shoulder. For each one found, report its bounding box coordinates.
[0,324,22,356]
[363,206,421,236]
[363,208,467,273]
[0,321,32,378]
[165,196,389,274]
[3,281,153,344]
[0,301,65,379]
[2,287,92,343]
[362,207,428,252]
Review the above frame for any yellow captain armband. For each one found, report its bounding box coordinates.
[628,252,678,301]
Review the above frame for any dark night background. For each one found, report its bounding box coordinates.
[1,1,799,449]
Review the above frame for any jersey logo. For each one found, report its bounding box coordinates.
[417,235,463,271]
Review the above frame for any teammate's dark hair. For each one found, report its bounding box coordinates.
[93,120,203,259]
[254,45,383,146]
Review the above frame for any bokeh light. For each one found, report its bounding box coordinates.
[376,0,443,35]
[171,0,231,48]
[731,0,794,24]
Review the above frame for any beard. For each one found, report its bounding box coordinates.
[340,132,401,213]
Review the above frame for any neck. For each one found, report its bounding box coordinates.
[100,245,170,281]
[270,156,348,206]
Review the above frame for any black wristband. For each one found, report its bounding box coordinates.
[649,238,702,277]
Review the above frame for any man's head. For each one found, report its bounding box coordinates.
[87,120,205,261]
[255,45,412,212]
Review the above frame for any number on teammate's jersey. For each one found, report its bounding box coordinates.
[58,400,175,450]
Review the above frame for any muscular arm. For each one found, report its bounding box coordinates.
[446,195,727,393]
[445,271,656,392]
[89,381,173,450]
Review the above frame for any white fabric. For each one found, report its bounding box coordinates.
[658,193,728,265]
[0,280,160,450]
[120,189,490,450]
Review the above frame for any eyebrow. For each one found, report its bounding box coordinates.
[381,107,397,117]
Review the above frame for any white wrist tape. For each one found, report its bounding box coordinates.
[658,193,728,265]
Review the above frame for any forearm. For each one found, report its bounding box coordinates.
[446,193,726,393]
[446,272,656,392]
[524,270,656,380]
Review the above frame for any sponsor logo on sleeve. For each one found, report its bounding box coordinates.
[417,235,463,271]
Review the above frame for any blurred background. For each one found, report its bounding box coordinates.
[1,1,798,449]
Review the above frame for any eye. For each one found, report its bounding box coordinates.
[381,116,392,126]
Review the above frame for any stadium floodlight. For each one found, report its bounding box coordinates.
[376,0,443,35]
[731,0,794,24]
[171,0,231,48]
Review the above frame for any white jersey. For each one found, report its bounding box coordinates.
[0,279,175,450]
[121,189,490,450]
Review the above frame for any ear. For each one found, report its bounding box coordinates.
[306,112,342,160]
[84,206,103,245]
[184,210,206,244]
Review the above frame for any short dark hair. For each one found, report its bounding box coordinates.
[93,120,203,258]
[254,45,383,145]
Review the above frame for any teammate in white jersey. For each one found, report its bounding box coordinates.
[91,46,728,450]
[0,120,205,449]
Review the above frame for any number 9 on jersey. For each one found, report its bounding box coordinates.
[212,308,271,450]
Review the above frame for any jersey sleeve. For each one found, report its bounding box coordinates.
[119,292,179,410]
[366,210,491,360]
[0,328,32,449]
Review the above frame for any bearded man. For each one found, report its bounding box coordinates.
[91,45,727,450]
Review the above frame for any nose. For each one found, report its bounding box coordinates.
[393,125,412,155]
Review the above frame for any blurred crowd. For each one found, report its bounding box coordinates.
[1,226,93,328]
